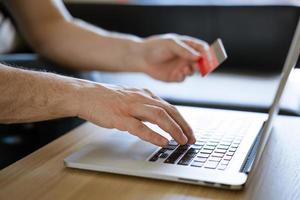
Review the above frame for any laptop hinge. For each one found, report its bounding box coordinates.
[240,121,266,174]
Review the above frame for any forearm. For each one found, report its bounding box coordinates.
[0,64,79,124]
[0,65,196,146]
[6,0,207,83]
[32,19,145,72]
[6,0,145,72]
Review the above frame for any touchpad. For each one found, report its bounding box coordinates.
[72,130,159,164]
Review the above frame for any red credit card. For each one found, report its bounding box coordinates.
[197,39,227,77]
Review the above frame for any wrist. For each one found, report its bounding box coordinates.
[123,38,149,73]
[68,78,116,119]
[55,76,86,118]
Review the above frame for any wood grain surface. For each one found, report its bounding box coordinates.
[1,115,300,200]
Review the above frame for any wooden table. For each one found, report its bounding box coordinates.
[1,115,300,200]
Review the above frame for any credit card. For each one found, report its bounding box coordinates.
[197,39,227,77]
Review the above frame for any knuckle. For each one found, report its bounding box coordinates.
[155,108,167,118]
[142,88,151,94]
[135,122,146,131]
[165,38,176,45]
[170,123,182,134]
[169,104,178,112]
[130,91,144,100]
[163,33,177,39]
[112,118,126,130]
[138,130,152,141]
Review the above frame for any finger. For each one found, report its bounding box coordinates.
[159,103,195,144]
[164,67,185,82]
[167,38,200,61]
[168,64,190,82]
[124,117,169,147]
[130,104,188,145]
[152,101,195,143]
[134,94,196,144]
[180,35,210,54]
[183,65,194,76]
[142,88,157,98]
[173,70,186,82]
[188,63,196,75]
[171,67,190,81]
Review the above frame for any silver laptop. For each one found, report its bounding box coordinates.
[64,18,300,190]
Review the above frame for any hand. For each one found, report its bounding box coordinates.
[137,34,209,82]
[74,80,196,146]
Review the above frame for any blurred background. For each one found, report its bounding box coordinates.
[0,0,299,169]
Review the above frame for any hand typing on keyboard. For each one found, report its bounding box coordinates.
[77,82,196,147]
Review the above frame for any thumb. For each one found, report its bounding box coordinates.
[168,38,200,61]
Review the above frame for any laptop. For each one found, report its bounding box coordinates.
[64,18,300,190]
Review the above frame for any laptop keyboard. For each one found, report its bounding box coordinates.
[148,124,246,170]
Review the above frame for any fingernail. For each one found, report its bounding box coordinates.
[162,139,169,147]
[191,49,200,57]
[188,137,196,144]
[192,54,200,61]
[184,67,190,74]
[177,74,184,82]
[180,135,188,145]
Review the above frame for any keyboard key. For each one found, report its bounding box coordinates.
[220,160,230,165]
[214,149,227,154]
[217,164,227,170]
[164,146,189,164]
[168,140,178,146]
[160,153,169,159]
[191,161,204,168]
[165,145,177,150]
[219,142,231,146]
[228,148,237,152]
[178,158,193,166]
[164,153,182,164]
[197,138,209,142]
[204,161,219,169]
[178,144,191,150]
[177,149,198,165]
[194,157,207,163]
[233,139,242,144]
[200,149,213,154]
[197,153,210,158]
[206,142,218,147]
[195,140,207,145]
[187,148,200,154]
[226,152,234,156]
[209,139,220,144]
[149,148,167,161]
[209,157,222,162]
[191,145,203,150]
[149,156,159,162]
[217,145,229,150]
[164,140,178,150]
[194,141,205,146]
[211,153,225,158]
[203,146,215,150]
[223,155,232,161]
[231,143,239,148]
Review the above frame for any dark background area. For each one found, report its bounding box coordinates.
[66,4,300,70]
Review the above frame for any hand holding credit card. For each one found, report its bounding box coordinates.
[197,39,227,76]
